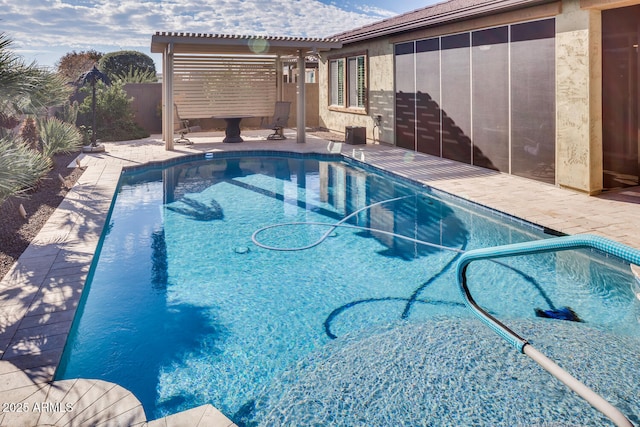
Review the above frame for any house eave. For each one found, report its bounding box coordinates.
[334,0,558,44]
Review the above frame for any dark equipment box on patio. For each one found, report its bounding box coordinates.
[345,126,366,145]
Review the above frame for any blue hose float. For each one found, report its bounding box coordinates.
[456,234,640,427]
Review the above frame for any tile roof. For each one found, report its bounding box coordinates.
[332,0,554,44]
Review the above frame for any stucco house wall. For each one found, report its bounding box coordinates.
[318,39,395,145]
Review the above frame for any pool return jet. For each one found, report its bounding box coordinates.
[457,234,639,427]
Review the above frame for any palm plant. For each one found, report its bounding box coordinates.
[77,65,110,146]
[0,34,69,125]
[0,32,71,202]
[0,34,37,115]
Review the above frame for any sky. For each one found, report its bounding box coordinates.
[1,0,436,70]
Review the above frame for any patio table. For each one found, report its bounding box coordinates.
[214,115,254,143]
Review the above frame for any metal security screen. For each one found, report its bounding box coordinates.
[602,5,640,189]
[394,18,556,184]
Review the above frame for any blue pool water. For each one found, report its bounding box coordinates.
[56,153,640,425]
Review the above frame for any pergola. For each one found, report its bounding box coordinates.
[151,32,342,150]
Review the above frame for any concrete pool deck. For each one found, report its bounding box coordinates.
[0,129,638,426]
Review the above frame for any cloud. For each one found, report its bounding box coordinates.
[353,4,398,18]
[1,0,393,66]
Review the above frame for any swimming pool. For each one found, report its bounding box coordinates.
[56,152,640,425]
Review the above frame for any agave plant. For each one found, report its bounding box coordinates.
[0,136,51,204]
[77,65,110,146]
[37,117,83,160]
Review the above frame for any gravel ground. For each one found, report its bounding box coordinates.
[0,151,84,280]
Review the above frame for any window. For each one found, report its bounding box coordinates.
[329,53,367,111]
[329,59,344,106]
[348,56,365,108]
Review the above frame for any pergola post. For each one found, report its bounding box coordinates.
[296,50,306,144]
[163,43,174,150]
[276,55,282,101]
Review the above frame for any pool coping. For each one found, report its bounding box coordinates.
[0,130,638,426]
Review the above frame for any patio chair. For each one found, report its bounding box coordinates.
[262,101,291,140]
[174,104,195,145]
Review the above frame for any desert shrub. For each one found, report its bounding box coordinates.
[37,117,83,159]
[56,49,103,82]
[98,51,156,82]
[19,117,38,149]
[0,136,51,204]
[77,81,149,141]
[55,100,80,125]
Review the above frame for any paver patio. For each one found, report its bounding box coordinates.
[0,129,638,426]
